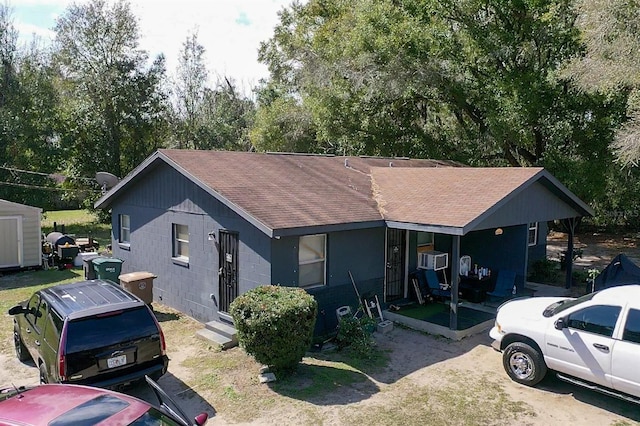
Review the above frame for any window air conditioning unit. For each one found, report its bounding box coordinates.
[418,251,448,271]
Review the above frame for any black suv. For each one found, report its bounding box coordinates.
[9,279,169,389]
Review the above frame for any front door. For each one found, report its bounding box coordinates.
[385,228,406,302]
[218,230,239,314]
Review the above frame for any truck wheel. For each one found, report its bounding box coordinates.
[503,342,547,386]
[13,325,31,362]
[39,363,49,384]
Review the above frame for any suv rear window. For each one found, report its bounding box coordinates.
[66,307,159,352]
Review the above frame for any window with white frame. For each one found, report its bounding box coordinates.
[172,224,189,260]
[119,214,130,244]
[528,222,538,246]
[417,231,434,254]
[299,234,326,288]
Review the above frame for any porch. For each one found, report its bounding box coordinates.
[383,282,570,340]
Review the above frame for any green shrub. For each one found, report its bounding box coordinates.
[572,269,589,284]
[528,258,560,284]
[335,315,377,359]
[229,285,317,372]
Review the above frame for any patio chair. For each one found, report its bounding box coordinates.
[423,269,452,300]
[486,270,517,302]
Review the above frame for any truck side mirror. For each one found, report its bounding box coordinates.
[8,305,27,316]
[554,317,567,330]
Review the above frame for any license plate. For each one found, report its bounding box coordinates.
[107,354,127,369]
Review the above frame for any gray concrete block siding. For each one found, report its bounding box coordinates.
[105,160,559,336]
[110,163,272,323]
[109,160,389,329]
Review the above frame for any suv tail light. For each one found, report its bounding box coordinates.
[58,321,69,381]
[149,307,166,356]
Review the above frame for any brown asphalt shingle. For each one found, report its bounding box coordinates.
[371,167,543,228]
[161,150,454,230]
[159,150,541,231]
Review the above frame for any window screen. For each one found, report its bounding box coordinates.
[172,223,189,259]
[119,214,130,244]
[299,234,326,288]
[528,222,538,246]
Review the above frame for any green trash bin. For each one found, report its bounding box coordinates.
[92,257,124,283]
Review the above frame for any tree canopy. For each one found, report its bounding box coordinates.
[1,0,639,227]
[566,0,640,167]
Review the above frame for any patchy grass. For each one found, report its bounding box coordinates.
[0,269,84,356]
[41,210,111,251]
[339,371,535,426]
[0,211,548,425]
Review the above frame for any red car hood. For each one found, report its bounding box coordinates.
[0,384,150,426]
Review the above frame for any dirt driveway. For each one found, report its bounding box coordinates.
[1,231,640,425]
[2,322,639,425]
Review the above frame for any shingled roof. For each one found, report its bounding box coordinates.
[372,167,544,228]
[95,150,592,237]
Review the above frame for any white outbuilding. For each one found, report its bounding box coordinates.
[0,199,42,271]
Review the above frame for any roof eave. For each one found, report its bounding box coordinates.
[94,151,162,209]
[462,169,594,232]
[385,221,465,236]
[94,150,275,238]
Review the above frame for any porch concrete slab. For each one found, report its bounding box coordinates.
[383,309,494,341]
[383,284,572,340]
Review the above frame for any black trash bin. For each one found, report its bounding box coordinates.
[80,253,101,280]
[92,257,124,283]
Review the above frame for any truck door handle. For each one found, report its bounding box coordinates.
[593,343,609,352]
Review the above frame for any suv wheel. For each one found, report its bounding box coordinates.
[503,342,547,386]
[13,325,31,362]
[39,363,49,384]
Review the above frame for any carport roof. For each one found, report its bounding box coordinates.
[95,150,593,237]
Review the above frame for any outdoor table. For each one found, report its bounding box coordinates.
[459,274,492,303]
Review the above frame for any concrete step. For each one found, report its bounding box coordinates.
[195,328,237,350]
[204,320,237,340]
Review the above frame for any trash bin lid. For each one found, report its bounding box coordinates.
[78,252,100,260]
[118,271,157,282]
[93,257,124,266]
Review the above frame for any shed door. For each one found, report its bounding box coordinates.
[218,230,239,314]
[0,217,21,268]
[385,228,406,302]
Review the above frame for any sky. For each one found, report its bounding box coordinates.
[9,0,295,94]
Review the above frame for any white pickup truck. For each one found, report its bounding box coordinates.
[489,285,640,404]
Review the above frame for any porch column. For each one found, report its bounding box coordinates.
[450,235,461,330]
[562,217,581,289]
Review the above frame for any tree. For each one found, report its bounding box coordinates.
[256,0,625,207]
[171,32,255,151]
[567,0,640,167]
[0,2,19,176]
[0,5,65,208]
[54,0,169,184]
[196,77,256,151]
[173,30,208,149]
[250,93,319,153]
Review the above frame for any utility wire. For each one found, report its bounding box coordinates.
[0,181,101,193]
[0,165,96,182]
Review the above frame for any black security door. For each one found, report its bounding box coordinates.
[385,228,405,302]
[218,230,239,313]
